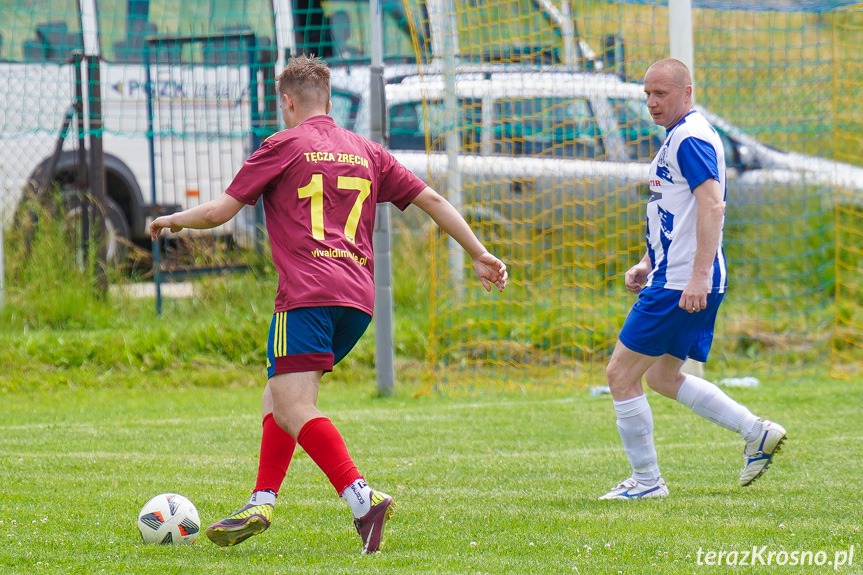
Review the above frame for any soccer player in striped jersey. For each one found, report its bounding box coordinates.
[599,59,786,500]
[149,55,507,552]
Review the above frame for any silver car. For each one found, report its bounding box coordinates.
[330,68,863,220]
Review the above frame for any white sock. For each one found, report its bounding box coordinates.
[676,374,760,441]
[341,478,373,518]
[248,489,277,507]
[741,418,763,444]
[613,394,661,485]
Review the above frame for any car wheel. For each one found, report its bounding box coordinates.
[63,191,131,267]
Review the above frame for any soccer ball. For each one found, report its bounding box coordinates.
[137,493,201,545]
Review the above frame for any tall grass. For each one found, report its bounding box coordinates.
[1,186,851,394]
[0,203,433,393]
[2,195,122,329]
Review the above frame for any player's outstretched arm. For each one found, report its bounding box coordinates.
[150,193,246,241]
[411,186,507,292]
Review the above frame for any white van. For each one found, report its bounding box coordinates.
[0,0,292,259]
[0,0,422,260]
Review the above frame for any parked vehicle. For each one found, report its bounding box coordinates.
[0,0,287,261]
[330,69,863,221]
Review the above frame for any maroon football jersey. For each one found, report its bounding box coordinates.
[226,115,426,315]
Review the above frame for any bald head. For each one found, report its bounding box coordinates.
[645,58,692,88]
[643,58,694,129]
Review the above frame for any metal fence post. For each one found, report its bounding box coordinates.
[370,0,395,396]
[86,54,109,294]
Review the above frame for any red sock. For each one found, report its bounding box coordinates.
[254,413,297,494]
[297,417,362,494]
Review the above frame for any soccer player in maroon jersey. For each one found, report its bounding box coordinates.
[149,55,507,554]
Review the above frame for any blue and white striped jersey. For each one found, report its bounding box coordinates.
[645,109,728,293]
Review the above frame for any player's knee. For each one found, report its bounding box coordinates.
[606,359,635,393]
[644,368,684,399]
[272,410,300,439]
[644,371,662,391]
[605,360,619,386]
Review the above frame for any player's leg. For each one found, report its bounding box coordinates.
[601,285,717,500]
[600,340,668,500]
[248,312,302,507]
[253,383,296,501]
[244,305,372,507]
[647,357,786,486]
[329,310,396,552]
[203,387,298,546]
[647,354,760,433]
[205,314,298,547]
[267,306,392,553]
[269,368,394,554]
[300,307,393,553]
[644,292,786,486]
[204,412,286,547]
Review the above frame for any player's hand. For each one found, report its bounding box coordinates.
[680,275,710,313]
[473,251,508,292]
[149,215,184,242]
[624,260,651,294]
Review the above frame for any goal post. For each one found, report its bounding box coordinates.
[668,0,695,95]
[668,0,702,377]
[831,4,863,378]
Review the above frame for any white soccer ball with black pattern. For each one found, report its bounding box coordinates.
[137,493,201,545]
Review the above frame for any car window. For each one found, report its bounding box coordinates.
[0,0,81,62]
[99,0,276,64]
[389,98,482,153]
[609,97,663,162]
[320,0,418,64]
[715,127,743,169]
[492,97,605,159]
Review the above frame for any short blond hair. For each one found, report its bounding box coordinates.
[276,54,331,108]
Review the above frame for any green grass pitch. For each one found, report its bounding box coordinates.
[1,377,861,574]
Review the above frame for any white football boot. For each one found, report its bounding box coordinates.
[740,420,787,486]
[599,477,669,500]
